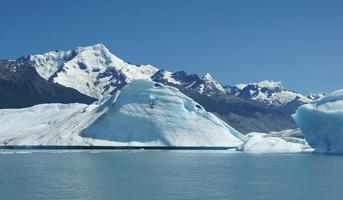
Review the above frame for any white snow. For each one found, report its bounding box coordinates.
[235,83,248,90]
[239,132,311,153]
[0,103,96,145]
[256,90,311,106]
[0,80,244,147]
[29,50,71,80]
[201,73,226,94]
[256,80,283,90]
[231,80,311,107]
[163,70,181,85]
[293,89,343,153]
[29,43,158,99]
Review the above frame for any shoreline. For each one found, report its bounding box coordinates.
[0,145,237,150]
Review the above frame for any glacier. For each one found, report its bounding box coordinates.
[293,89,343,153]
[0,80,244,147]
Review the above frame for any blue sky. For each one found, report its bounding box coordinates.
[1,0,342,94]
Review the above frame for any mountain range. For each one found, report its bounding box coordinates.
[0,44,324,134]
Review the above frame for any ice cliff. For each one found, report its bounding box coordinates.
[293,89,343,153]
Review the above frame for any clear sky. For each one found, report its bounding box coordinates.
[1,0,342,94]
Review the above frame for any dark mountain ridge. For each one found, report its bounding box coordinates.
[0,59,96,109]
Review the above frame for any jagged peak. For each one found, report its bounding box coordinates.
[72,43,124,63]
[200,73,226,93]
[202,73,215,82]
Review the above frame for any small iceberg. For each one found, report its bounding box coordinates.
[238,132,312,153]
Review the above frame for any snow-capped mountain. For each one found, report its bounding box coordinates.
[226,80,312,109]
[151,70,226,96]
[0,80,244,147]
[28,43,158,98]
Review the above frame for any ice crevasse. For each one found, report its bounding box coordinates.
[293,89,343,153]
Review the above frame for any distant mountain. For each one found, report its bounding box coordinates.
[151,70,297,133]
[28,43,158,99]
[0,43,318,134]
[0,60,96,109]
[225,80,321,115]
[151,70,226,96]
[226,80,310,106]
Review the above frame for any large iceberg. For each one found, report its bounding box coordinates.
[293,89,343,153]
[82,80,244,146]
[0,80,244,147]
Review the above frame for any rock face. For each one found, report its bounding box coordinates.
[293,90,343,153]
[0,60,96,109]
[0,80,245,147]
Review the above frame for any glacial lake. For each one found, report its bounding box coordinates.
[0,150,342,200]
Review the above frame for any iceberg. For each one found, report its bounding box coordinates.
[293,89,343,153]
[238,132,311,153]
[0,80,244,147]
[81,80,244,147]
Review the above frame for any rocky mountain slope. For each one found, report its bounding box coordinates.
[0,60,96,109]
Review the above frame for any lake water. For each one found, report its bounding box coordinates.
[0,150,343,200]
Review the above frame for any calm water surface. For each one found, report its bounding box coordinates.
[0,150,343,200]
